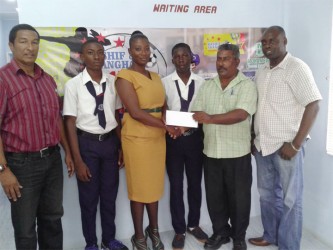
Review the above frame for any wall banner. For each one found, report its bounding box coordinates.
[36,27,268,95]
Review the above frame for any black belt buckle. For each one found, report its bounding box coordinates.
[77,128,114,141]
[183,128,197,137]
[39,147,49,157]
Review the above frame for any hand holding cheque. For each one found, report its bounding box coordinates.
[192,111,214,124]
[165,110,199,138]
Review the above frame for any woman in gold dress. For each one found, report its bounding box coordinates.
[115,31,178,250]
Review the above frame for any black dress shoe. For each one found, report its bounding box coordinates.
[172,234,185,249]
[233,240,247,250]
[204,234,230,250]
[187,227,208,243]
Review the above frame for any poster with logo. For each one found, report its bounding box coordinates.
[36,27,268,95]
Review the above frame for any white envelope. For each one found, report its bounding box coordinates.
[165,110,198,128]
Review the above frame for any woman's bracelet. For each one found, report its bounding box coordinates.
[290,142,301,152]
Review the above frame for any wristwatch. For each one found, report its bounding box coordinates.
[0,164,7,173]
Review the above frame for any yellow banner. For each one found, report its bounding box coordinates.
[203,33,245,56]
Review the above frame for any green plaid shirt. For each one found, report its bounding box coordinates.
[192,72,257,158]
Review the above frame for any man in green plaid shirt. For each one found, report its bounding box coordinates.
[192,43,257,250]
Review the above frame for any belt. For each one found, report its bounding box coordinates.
[77,128,115,141]
[125,107,162,113]
[5,145,59,159]
[182,128,198,137]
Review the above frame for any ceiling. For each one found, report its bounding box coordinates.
[0,0,18,20]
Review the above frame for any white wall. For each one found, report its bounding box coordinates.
[17,0,282,28]
[0,19,18,67]
[1,0,333,248]
[0,20,2,66]
[282,0,333,247]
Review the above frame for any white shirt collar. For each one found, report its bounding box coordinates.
[170,70,201,85]
[264,52,291,70]
[81,68,107,85]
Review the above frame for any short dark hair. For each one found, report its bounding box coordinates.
[264,25,286,37]
[171,43,192,56]
[9,24,40,43]
[217,43,240,59]
[80,38,104,53]
[129,30,149,47]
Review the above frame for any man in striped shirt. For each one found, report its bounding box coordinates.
[0,24,73,250]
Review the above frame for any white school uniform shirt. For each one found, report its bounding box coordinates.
[162,71,205,111]
[63,68,122,134]
[254,53,322,156]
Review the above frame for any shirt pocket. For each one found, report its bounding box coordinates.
[267,83,294,105]
[223,95,238,112]
[7,84,32,113]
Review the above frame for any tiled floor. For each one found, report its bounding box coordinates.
[1,215,331,250]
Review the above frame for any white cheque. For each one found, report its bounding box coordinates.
[165,110,198,128]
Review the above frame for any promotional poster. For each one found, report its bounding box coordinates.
[36,27,268,95]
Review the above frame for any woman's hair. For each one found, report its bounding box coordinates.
[129,30,149,47]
